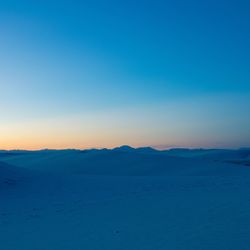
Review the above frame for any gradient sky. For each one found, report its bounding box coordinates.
[0,0,250,149]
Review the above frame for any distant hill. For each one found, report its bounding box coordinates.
[1,147,249,176]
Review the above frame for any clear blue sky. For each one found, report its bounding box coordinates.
[0,0,249,149]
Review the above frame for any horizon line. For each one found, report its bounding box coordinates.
[1,145,249,152]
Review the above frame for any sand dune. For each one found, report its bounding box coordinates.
[1,148,250,250]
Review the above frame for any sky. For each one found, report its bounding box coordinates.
[0,0,249,149]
